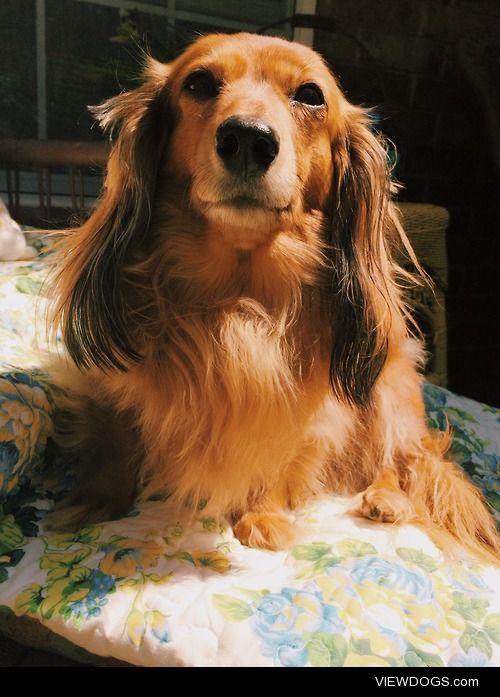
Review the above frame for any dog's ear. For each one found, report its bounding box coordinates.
[328,105,405,406]
[53,58,171,371]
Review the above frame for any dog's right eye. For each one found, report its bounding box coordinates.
[293,83,325,107]
[183,70,219,100]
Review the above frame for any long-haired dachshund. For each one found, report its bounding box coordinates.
[46,33,499,562]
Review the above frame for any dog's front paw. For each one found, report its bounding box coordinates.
[353,479,416,525]
[233,511,295,550]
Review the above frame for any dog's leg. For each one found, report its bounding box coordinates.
[354,467,418,524]
[232,433,336,550]
[402,436,499,563]
[356,442,499,563]
[232,473,304,550]
[233,508,295,550]
[351,346,499,562]
[44,397,141,531]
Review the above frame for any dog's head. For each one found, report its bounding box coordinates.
[56,32,413,405]
[160,33,343,249]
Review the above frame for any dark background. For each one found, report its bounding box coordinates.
[315,0,500,407]
[1,0,499,406]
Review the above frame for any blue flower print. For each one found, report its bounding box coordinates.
[351,557,434,604]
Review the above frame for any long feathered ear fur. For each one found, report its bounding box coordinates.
[328,105,414,407]
[52,58,170,370]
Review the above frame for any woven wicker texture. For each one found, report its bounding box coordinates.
[398,202,449,387]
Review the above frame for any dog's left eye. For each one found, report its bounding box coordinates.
[183,70,219,99]
[293,83,325,107]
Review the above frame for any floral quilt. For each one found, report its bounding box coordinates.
[0,234,499,667]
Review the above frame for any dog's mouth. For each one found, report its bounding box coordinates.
[197,191,291,215]
[226,195,262,209]
[194,191,292,250]
[191,165,295,248]
[221,195,290,213]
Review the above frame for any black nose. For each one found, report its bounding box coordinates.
[216,117,279,176]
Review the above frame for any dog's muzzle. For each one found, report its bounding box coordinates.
[216,117,279,177]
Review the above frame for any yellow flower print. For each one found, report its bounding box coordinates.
[1,400,34,427]
[162,524,184,546]
[355,580,417,610]
[342,602,407,659]
[40,547,92,583]
[16,567,104,621]
[38,567,92,619]
[13,412,51,465]
[119,571,173,592]
[0,411,48,470]
[0,425,13,441]
[0,381,52,465]
[43,527,103,550]
[147,610,170,643]
[190,549,231,574]
[99,538,165,576]
[27,384,52,413]
[0,381,51,414]
[0,380,21,400]
[126,608,147,647]
[447,612,467,634]
[401,575,465,650]
[125,609,170,647]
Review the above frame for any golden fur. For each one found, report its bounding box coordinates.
[46,33,499,562]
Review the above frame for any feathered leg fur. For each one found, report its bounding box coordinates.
[351,341,500,565]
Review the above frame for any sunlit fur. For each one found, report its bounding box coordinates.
[46,33,499,563]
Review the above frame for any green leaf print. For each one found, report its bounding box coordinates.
[201,517,218,531]
[296,554,341,580]
[484,614,500,644]
[200,516,227,533]
[40,547,92,583]
[459,626,493,659]
[234,587,270,601]
[16,584,44,615]
[445,407,478,425]
[485,492,500,513]
[103,535,127,546]
[350,637,372,655]
[404,644,444,667]
[452,592,489,622]
[40,567,93,620]
[306,633,348,667]
[212,594,253,621]
[42,526,103,550]
[337,539,377,558]
[292,543,332,560]
[0,515,25,552]
[15,276,43,295]
[450,430,484,457]
[396,548,438,573]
